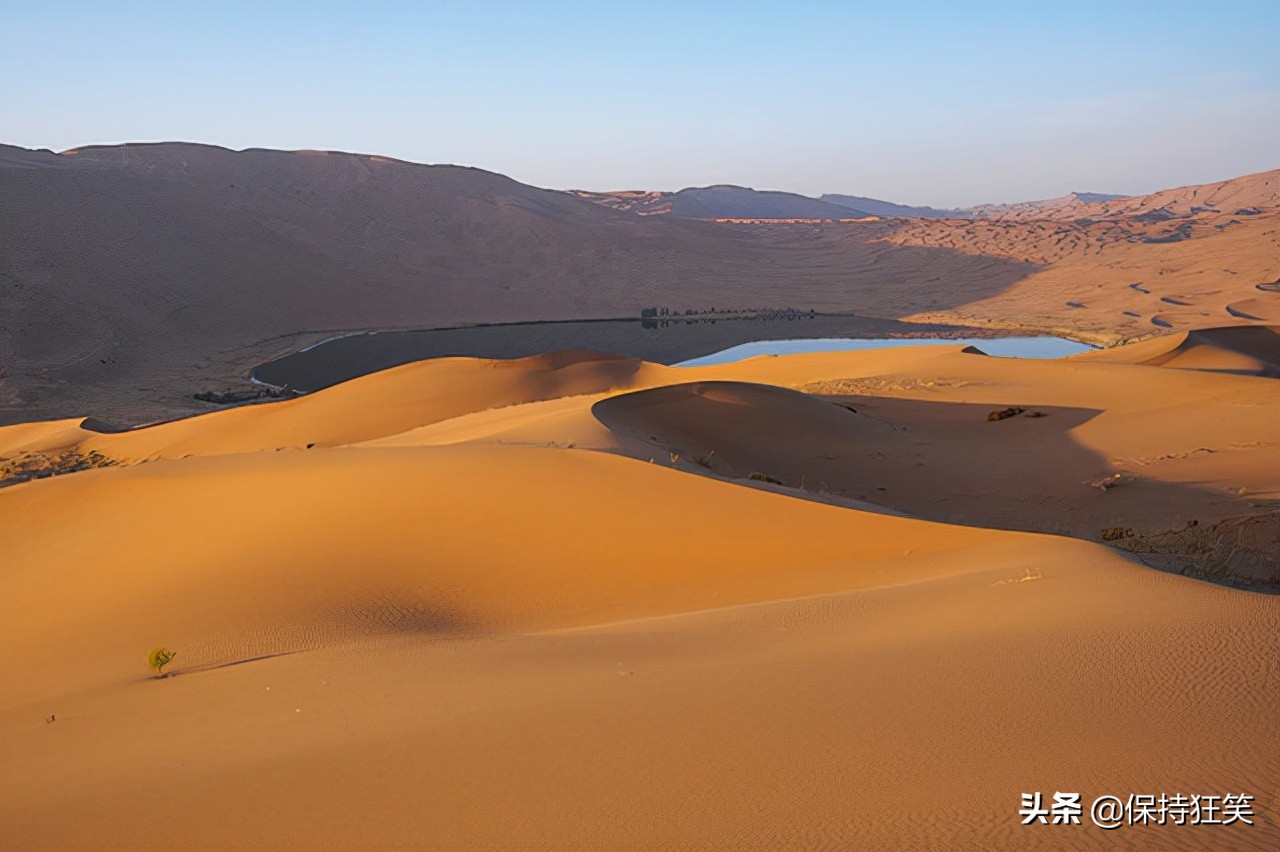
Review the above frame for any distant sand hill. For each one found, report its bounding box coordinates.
[0,143,1031,426]
[571,184,870,218]
[965,172,1277,220]
[1,142,1276,430]
[822,192,961,218]
[889,169,1280,340]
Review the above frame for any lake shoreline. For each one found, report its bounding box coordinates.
[249,313,1097,393]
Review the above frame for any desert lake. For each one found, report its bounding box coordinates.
[252,315,1093,392]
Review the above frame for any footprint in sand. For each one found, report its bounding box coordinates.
[1151,315,1173,328]
[1160,296,1192,306]
[1129,282,1151,294]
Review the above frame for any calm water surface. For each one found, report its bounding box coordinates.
[676,336,1093,366]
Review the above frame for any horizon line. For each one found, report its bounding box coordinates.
[8,138,1277,210]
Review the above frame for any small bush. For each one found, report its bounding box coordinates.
[748,471,783,485]
[148,647,176,678]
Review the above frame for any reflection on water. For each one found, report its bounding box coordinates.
[676,336,1093,366]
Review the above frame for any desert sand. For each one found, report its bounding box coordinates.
[3,145,1278,848]
[5,146,1276,429]
[0,143,1034,427]
[889,170,1280,344]
[3,327,1277,849]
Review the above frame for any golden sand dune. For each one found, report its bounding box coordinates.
[892,171,1280,344]
[0,350,660,465]
[2,339,1277,848]
[5,558,1275,850]
[1,443,1038,702]
[966,169,1279,221]
[1092,168,1280,219]
[1073,324,1280,376]
[0,345,1008,467]
[597,353,1278,550]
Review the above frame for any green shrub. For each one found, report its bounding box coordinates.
[148,647,176,678]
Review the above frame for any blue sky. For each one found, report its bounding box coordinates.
[2,0,1277,206]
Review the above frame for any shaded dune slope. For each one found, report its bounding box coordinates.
[1072,324,1280,376]
[592,380,878,468]
[0,142,1038,426]
[592,373,1276,541]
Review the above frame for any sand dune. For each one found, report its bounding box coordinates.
[821,192,960,218]
[3,143,1278,848]
[571,184,869,219]
[0,351,663,466]
[964,190,1128,219]
[0,142,1037,427]
[891,171,1279,343]
[1093,169,1280,219]
[965,170,1277,221]
[5,556,1275,850]
[6,145,1275,428]
[1,442,1029,702]
[1073,325,1280,376]
[6,339,1275,560]
[596,349,1278,567]
[3,338,1277,849]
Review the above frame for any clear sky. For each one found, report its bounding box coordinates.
[2,0,1277,206]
